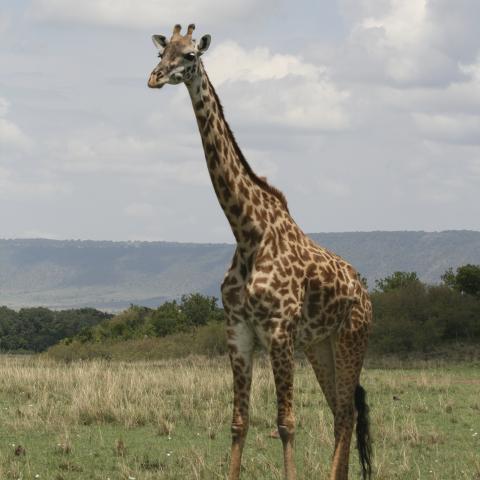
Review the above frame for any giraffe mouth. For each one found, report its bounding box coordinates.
[147,72,168,89]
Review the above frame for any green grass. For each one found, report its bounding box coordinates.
[0,355,479,479]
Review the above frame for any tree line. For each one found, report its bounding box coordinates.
[72,293,222,344]
[369,265,480,353]
[0,307,111,352]
[1,265,479,356]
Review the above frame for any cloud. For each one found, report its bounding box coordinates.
[0,118,27,146]
[360,0,428,49]
[207,41,321,85]
[29,0,277,29]
[124,202,155,218]
[375,78,480,118]
[460,55,480,87]
[0,98,8,116]
[242,149,279,180]
[0,166,70,199]
[470,157,480,178]
[0,13,10,35]
[2,0,480,240]
[47,124,209,186]
[206,42,350,132]
[427,0,480,63]
[14,229,61,240]
[413,113,480,145]
[337,0,480,87]
[0,98,31,150]
[316,176,351,198]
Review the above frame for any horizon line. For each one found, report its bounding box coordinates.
[1,229,479,245]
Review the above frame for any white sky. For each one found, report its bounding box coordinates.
[1,0,479,242]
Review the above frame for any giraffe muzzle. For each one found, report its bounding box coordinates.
[148,71,168,89]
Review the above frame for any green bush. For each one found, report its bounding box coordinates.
[180,293,219,326]
[73,295,225,345]
[0,306,111,352]
[442,264,480,297]
[195,321,228,356]
[46,321,228,362]
[369,274,480,354]
[147,301,187,337]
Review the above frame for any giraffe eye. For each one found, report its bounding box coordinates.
[183,52,196,61]
[157,52,163,58]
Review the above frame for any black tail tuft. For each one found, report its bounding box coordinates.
[355,385,372,480]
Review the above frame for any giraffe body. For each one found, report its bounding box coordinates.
[223,233,369,351]
[148,24,372,480]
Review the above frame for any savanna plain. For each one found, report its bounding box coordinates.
[0,355,478,480]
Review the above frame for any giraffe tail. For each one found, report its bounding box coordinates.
[355,384,372,480]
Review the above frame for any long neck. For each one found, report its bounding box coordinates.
[186,63,288,249]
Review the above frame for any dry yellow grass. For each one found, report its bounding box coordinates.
[0,354,478,479]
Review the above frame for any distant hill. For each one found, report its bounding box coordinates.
[1,231,479,310]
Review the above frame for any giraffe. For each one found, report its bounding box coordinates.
[148,24,373,480]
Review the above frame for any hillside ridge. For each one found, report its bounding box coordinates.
[1,230,479,310]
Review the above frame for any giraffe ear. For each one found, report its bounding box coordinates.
[197,34,211,55]
[152,34,168,50]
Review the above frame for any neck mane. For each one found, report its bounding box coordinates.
[186,63,289,246]
[205,74,289,212]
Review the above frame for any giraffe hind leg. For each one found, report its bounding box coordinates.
[305,336,337,415]
[329,322,371,480]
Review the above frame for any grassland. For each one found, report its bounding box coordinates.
[0,355,478,480]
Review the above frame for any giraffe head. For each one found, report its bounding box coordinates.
[148,24,211,89]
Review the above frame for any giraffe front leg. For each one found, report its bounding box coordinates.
[227,322,254,480]
[270,333,296,480]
